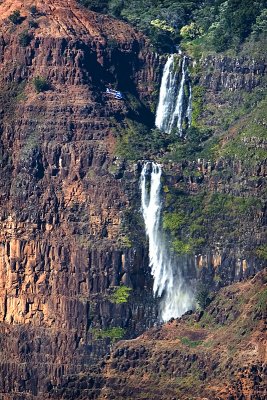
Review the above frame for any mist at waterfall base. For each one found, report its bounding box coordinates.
[141,162,196,322]
[155,54,192,136]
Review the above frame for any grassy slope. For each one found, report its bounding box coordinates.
[101,269,267,399]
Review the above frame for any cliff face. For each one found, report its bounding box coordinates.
[98,269,267,400]
[160,52,266,289]
[0,0,159,397]
[0,0,266,399]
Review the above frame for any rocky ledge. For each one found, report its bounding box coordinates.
[98,269,267,400]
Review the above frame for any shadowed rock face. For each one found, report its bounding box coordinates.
[0,0,159,397]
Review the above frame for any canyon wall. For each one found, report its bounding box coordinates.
[0,0,266,399]
[0,0,159,397]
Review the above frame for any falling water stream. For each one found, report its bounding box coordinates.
[186,83,192,128]
[155,54,192,135]
[169,55,186,135]
[155,54,177,133]
[141,162,195,321]
[141,53,195,320]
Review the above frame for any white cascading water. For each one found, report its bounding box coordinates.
[186,83,192,128]
[141,162,195,321]
[169,55,186,135]
[155,55,191,135]
[155,54,177,133]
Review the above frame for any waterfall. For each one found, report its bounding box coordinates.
[169,55,186,135]
[155,55,177,133]
[186,83,192,128]
[155,54,191,135]
[141,162,195,321]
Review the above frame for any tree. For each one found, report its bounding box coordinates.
[8,10,22,25]
[180,22,203,40]
[33,77,50,93]
[196,284,211,310]
[150,19,175,34]
[251,8,267,38]
[19,31,33,47]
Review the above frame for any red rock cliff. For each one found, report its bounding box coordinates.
[0,0,159,398]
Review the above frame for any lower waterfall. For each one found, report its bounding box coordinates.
[141,162,195,321]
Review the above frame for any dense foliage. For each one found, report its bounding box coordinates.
[110,286,132,304]
[78,0,267,52]
[162,190,262,256]
[33,76,50,93]
[8,10,22,25]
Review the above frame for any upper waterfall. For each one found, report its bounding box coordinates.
[155,55,177,134]
[141,162,195,321]
[155,54,192,136]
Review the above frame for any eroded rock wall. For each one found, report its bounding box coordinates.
[0,0,158,397]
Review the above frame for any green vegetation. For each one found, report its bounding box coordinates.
[163,191,262,255]
[77,0,266,53]
[180,23,203,41]
[219,98,267,165]
[199,311,217,327]
[251,8,267,39]
[0,82,26,119]
[20,131,41,162]
[171,239,193,255]
[119,207,147,248]
[195,284,211,310]
[256,245,267,261]
[19,30,33,47]
[175,372,201,390]
[191,86,205,127]
[166,127,214,162]
[29,6,38,15]
[255,289,267,313]
[33,76,50,93]
[118,235,132,248]
[91,327,126,342]
[110,285,132,304]
[163,212,186,232]
[77,0,266,172]
[8,10,22,25]
[29,20,39,29]
[115,120,176,161]
[180,336,203,347]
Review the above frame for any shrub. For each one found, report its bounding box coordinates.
[30,6,38,15]
[163,212,186,232]
[108,0,124,18]
[180,22,203,40]
[180,336,203,347]
[33,76,50,93]
[110,286,132,304]
[78,0,108,13]
[150,19,175,34]
[8,10,22,25]
[29,20,38,29]
[195,284,211,310]
[256,245,267,261]
[251,9,267,38]
[255,289,267,313]
[91,327,125,342]
[19,31,33,47]
[172,239,192,255]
